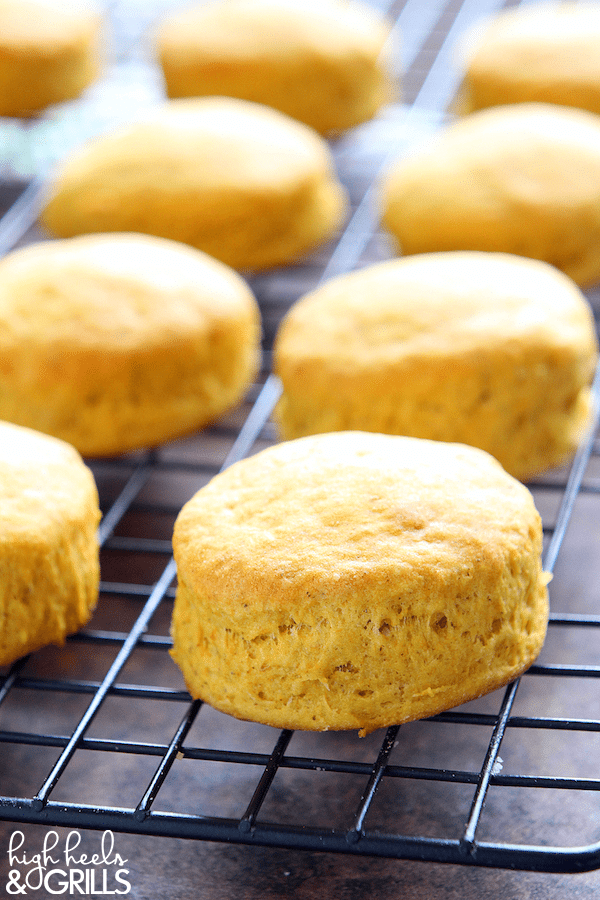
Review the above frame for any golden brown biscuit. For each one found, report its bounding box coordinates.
[0,420,100,666]
[455,2,600,116]
[171,431,550,735]
[0,233,261,457]
[40,97,348,272]
[0,0,102,117]
[155,0,395,135]
[380,103,600,287]
[273,252,598,481]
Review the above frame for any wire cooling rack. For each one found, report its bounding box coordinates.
[1,0,600,875]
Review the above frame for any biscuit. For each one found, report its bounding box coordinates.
[380,103,600,287]
[273,252,598,481]
[40,96,348,272]
[455,2,600,116]
[0,0,102,117]
[0,233,261,457]
[0,420,100,666]
[155,0,395,135]
[171,431,550,735]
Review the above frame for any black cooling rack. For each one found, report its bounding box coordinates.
[2,0,600,875]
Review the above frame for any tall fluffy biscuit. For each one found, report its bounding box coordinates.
[0,233,261,457]
[455,2,600,116]
[381,103,600,287]
[273,252,598,481]
[155,0,395,135]
[0,421,100,666]
[0,0,102,117]
[40,97,348,272]
[172,432,550,735]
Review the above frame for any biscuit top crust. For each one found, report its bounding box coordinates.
[0,420,99,538]
[274,251,597,368]
[173,431,546,615]
[39,96,348,272]
[45,97,339,197]
[157,0,390,60]
[385,103,600,209]
[0,0,100,49]
[458,2,600,89]
[0,232,258,350]
[380,104,600,285]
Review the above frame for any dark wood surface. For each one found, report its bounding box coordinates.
[3,821,600,899]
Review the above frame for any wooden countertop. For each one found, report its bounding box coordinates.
[3,823,600,899]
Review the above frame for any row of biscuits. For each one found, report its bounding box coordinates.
[0,0,399,676]
[5,0,600,126]
[0,0,395,131]
[1,0,599,736]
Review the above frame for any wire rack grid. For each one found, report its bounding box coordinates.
[1,0,600,875]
